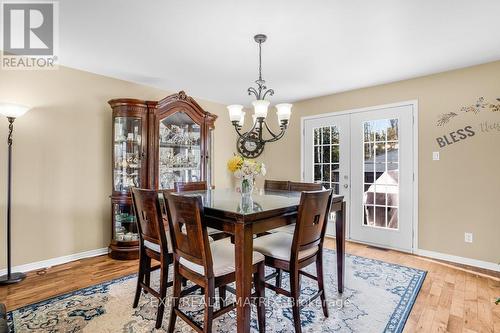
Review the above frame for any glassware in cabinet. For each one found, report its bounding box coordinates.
[113,117,143,192]
[112,202,138,242]
[158,112,202,189]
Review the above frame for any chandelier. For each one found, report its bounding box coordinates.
[227,34,292,158]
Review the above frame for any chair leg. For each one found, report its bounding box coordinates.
[218,285,227,307]
[290,268,302,333]
[168,261,181,333]
[155,259,169,329]
[144,256,152,291]
[254,262,266,333]
[275,268,282,288]
[316,251,329,318]
[133,253,145,308]
[203,278,215,333]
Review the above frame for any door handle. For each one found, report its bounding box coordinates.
[343,184,349,189]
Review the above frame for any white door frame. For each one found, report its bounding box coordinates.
[300,100,419,253]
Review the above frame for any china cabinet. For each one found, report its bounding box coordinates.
[108,91,217,259]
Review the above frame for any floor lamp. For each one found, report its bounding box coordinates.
[0,103,30,285]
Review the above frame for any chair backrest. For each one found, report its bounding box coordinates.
[288,181,323,192]
[131,188,169,253]
[163,192,214,277]
[292,189,333,259]
[264,179,289,191]
[174,181,207,192]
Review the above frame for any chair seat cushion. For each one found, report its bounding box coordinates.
[207,227,224,235]
[270,223,296,234]
[253,232,319,262]
[144,234,214,254]
[144,239,171,254]
[180,239,264,277]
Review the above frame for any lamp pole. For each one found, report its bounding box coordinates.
[0,116,26,284]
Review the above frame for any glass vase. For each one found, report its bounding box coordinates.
[240,177,254,196]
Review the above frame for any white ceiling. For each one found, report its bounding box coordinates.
[60,0,500,104]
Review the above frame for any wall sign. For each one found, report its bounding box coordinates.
[435,97,499,149]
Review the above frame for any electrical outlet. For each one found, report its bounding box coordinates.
[433,152,440,160]
[464,232,473,243]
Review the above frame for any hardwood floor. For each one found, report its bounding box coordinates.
[1,239,499,332]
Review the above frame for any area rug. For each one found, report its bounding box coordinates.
[7,250,426,333]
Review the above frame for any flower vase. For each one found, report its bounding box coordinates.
[240,177,254,196]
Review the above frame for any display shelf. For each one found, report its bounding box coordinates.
[108,91,216,260]
[159,143,201,149]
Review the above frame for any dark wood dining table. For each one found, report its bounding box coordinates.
[179,189,345,333]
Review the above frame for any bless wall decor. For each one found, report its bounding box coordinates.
[435,96,499,149]
[0,103,31,285]
[107,91,217,260]
[436,96,500,126]
[227,34,292,158]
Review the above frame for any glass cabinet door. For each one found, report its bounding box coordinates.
[113,117,143,192]
[158,112,202,189]
[112,202,138,242]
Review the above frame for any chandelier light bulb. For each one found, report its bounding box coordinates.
[238,111,246,127]
[227,104,243,122]
[276,103,292,124]
[252,100,270,119]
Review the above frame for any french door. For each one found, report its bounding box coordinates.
[303,103,415,252]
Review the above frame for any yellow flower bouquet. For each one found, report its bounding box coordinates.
[227,155,266,194]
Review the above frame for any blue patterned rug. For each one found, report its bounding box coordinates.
[7,249,425,332]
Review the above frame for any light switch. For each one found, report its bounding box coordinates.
[433,152,440,161]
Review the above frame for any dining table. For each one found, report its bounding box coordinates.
[179,188,346,333]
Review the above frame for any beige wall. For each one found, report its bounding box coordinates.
[1,62,498,269]
[0,67,235,269]
[261,61,500,264]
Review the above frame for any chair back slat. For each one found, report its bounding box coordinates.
[174,181,207,192]
[163,192,214,276]
[292,190,333,255]
[131,188,169,252]
[288,181,323,192]
[264,180,289,191]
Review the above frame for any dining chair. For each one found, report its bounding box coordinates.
[174,181,227,240]
[163,192,267,333]
[174,181,210,192]
[131,188,173,329]
[264,179,289,191]
[288,181,323,192]
[253,189,333,333]
[272,182,324,236]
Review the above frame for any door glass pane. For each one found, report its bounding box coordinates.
[363,118,399,229]
[158,112,201,189]
[312,125,341,194]
[113,117,142,192]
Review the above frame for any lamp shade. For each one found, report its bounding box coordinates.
[0,103,31,118]
[227,104,243,122]
[252,100,270,118]
[238,111,246,127]
[276,103,292,124]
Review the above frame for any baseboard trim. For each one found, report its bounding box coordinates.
[415,249,499,272]
[0,247,109,276]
